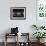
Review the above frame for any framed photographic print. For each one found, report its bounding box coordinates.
[10,7,26,20]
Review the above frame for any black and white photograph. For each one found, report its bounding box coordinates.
[10,7,26,20]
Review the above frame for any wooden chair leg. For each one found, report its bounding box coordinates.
[16,33,18,46]
[4,41,7,46]
[4,33,7,46]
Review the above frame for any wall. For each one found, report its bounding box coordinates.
[0,0,37,42]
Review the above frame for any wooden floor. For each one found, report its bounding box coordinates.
[0,42,46,46]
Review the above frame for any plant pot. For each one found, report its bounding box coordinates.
[37,39,40,43]
[40,38,45,43]
[37,39,45,44]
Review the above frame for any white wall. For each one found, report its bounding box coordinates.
[0,0,37,42]
[0,0,37,34]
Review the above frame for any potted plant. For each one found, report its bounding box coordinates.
[33,32,46,43]
[32,24,45,30]
[32,25,39,30]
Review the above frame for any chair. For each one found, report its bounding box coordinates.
[4,33,18,46]
[4,27,19,46]
[18,33,30,46]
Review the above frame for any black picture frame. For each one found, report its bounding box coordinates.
[10,7,26,20]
